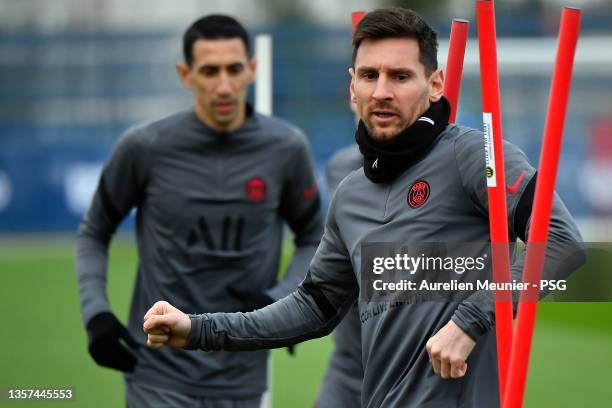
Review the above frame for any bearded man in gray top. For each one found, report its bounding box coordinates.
[75,14,323,408]
[142,8,583,408]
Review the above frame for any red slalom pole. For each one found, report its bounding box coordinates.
[444,19,469,123]
[352,11,366,33]
[476,0,513,402]
[503,8,581,408]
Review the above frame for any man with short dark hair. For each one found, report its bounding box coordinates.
[75,14,323,407]
[143,8,582,407]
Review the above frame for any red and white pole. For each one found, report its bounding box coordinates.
[503,8,581,408]
[476,1,513,402]
[351,11,366,33]
[444,19,469,123]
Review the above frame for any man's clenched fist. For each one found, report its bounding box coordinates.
[143,301,191,349]
[426,320,476,379]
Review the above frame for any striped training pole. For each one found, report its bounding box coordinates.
[352,11,366,33]
[503,8,581,408]
[444,19,469,123]
[476,1,513,401]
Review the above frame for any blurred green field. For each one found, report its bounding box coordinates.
[1,237,611,407]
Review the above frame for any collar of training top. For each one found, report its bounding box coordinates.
[355,96,450,184]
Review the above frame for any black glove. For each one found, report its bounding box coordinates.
[286,344,296,356]
[227,287,296,356]
[86,312,140,373]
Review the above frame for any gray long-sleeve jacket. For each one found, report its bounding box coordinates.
[187,125,583,407]
[75,107,323,398]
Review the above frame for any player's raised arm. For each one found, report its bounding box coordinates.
[144,185,358,352]
[451,133,584,341]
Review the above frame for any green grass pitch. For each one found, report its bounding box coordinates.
[0,238,610,407]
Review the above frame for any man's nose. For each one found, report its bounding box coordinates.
[216,72,233,95]
[371,76,393,101]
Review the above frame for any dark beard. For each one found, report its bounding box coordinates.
[355,97,451,183]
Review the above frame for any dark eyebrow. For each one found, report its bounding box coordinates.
[198,64,219,72]
[355,66,416,76]
[227,62,244,70]
[197,61,245,73]
[355,66,377,75]
[388,68,416,76]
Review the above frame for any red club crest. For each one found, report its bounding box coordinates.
[303,183,318,200]
[245,177,267,203]
[407,180,430,209]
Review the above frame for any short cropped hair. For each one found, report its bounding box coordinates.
[183,14,250,66]
[352,7,438,75]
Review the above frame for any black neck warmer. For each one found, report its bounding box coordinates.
[356,96,451,184]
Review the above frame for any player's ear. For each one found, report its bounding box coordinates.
[349,67,356,102]
[176,63,192,88]
[428,68,444,103]
[247,57,257,84]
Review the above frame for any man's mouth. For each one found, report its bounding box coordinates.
[214,101,236,114]
[371,110,397,122]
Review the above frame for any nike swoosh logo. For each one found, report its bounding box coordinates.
[506,170,526,194]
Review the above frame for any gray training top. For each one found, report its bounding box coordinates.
[75,108,323,398]
[316,144,363,408]
[187,124,583,407]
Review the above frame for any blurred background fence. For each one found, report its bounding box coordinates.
[0,0,611,234]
